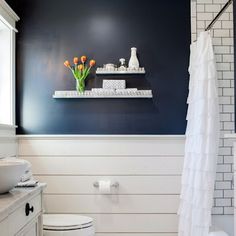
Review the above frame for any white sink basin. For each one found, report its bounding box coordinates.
[0,159,28,194]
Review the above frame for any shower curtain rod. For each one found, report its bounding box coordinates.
[205,0,233,31]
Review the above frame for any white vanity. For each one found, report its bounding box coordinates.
[0,184,46,236]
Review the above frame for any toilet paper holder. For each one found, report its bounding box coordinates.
[93,181,119,188]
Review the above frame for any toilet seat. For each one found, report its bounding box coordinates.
[43,214,93,231]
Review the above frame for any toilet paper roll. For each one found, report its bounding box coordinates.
[98,180,111,194]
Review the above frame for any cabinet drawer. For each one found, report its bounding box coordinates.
[17,217,38,236]
[8,194,41,235]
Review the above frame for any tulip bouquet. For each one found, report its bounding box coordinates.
[64,56,96,93]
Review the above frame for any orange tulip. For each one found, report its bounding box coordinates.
[73,57,79,64]
[81,56,87,63]
[78,64,84,71]
[64,60,70,67]
[89,60,96,67]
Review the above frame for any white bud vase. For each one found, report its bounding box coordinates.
[128,47,139,69]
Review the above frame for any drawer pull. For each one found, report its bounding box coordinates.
[25,203,34,216]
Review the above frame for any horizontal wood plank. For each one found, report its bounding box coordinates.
[84,214,178,233]
[0,127,17,158]
[0,125,16,135]
[44,195,179,214]
[24,156,183,175]
[96,234,177,236]
[0,140,17,158]
[36,176,181,194]
[18,136,185,156]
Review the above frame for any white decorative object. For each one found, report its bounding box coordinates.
[96,47,145,74]
[53,90,152,98]
[103,80,126,89]
[119,58,126,71]
[104,63,116,71]
[128,47,139,69]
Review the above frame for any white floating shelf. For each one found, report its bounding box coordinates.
[53,90,152,99]
[96,68,145,75]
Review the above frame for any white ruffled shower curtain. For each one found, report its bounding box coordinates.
[178,31,220,236]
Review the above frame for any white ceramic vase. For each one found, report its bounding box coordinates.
[128,47,139,69]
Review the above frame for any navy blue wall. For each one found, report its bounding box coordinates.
[7,0,190,134]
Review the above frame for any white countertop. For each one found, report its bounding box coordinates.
[0,183,46,222]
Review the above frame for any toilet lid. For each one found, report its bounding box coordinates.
[43,214,93,230]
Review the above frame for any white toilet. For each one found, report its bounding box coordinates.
[43,214,95,236]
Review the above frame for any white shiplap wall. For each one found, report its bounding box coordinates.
[18,135,185,235]
[0,125,17,158]
[191,0,234,215]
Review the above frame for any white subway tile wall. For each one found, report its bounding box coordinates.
[191,0,234,215]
